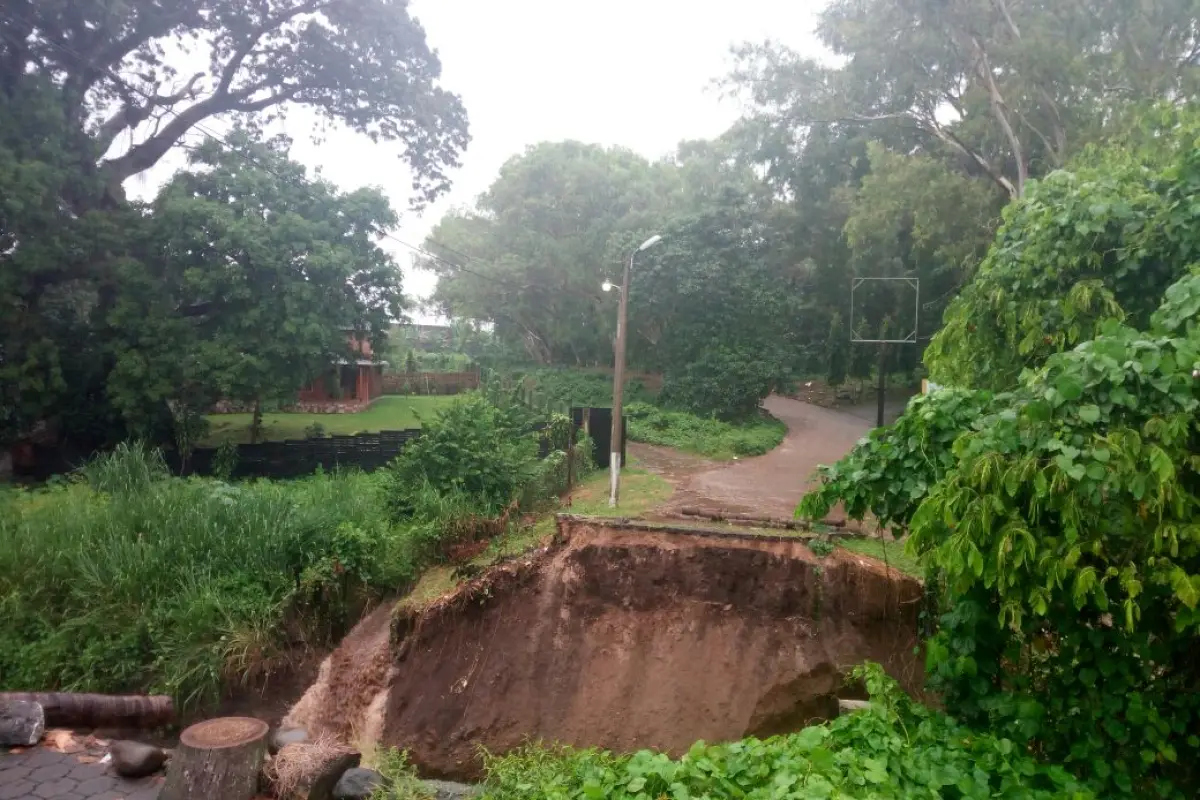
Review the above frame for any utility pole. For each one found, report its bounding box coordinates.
[605,234,662,507]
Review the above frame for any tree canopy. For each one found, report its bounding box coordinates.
[1,0,464,448]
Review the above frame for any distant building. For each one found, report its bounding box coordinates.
[297,332,386,409]
[404,323,452,349]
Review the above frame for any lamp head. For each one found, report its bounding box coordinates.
[638,234,663,252]
[601,280,614,293]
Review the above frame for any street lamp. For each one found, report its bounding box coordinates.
[607,233,663,507]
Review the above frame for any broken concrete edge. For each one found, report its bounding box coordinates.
[389,515,922,650]
[554,513,855,546]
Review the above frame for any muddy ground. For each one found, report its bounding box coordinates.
[285,517,924,780]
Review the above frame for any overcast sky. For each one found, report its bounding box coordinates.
[129,1,825,318]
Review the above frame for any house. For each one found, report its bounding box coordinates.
[296,332,387,411]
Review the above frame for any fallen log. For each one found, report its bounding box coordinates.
[161,717,269,800]
[0,692,174,729]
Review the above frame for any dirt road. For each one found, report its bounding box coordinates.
[636,394,877,520]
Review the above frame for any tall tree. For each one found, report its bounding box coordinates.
[106,129,406,436]
[0,0,464,448]
[426,141,675,365]
[728,0,1199,198]
[0,0,468,208]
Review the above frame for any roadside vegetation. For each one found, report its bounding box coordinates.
[0,395,590,711]
[515,369,788,459]
[796,115,1200,797]
[471,664,1090,799]
[625,403,785,459]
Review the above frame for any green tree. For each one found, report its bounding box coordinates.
[926,109,1200,389]
[1,0,466,448]
[5,0,467,209]
[426,141,675,365]
[728,0,1199,199]
[105,130,405,440]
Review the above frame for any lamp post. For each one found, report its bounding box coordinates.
[604,233,662,507]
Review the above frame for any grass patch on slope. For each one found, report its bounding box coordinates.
[399,463,672,611]
[838,535,923,578]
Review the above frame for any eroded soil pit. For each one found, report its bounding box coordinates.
[285,516,924,780]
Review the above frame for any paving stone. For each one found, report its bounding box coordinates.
[20,751,63,769]
[76,775,116,795]
[28,764,70,782]
[33,776,78,797]
[0,765,31,782]
[66,764,105,782]
[0,779,35,799]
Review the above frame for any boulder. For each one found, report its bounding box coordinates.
[837,699,872,714]
[110,740,170,777]
[0,700,45,746]
[270,726,311,754]
[424,779,480,799]
[332,767,384,799]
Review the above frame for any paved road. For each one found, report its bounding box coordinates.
[0,746,161,800]
[641,394,877,521]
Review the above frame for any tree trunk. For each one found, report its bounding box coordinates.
[0,692,173,729]
[160,717,269,800]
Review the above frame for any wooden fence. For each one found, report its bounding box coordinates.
[382,370,480,395]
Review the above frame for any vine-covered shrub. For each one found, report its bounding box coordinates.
[926,109,1200,391]
[477,663,1095,800]
[385,393,540,516]
[910,269,1200,797]
[797,387,997,531]
[659,344,791,421]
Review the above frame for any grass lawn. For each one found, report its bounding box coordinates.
[202,395,461,445]
[399,461,673,610]
[837,535,923,578]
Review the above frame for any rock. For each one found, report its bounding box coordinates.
[285,751,360,800]
[333,767,384,799]
[838,699,872,714]
[270,726,311,754]
[0,700,45,746]
[423,779,481,800]
[110,739,170,777]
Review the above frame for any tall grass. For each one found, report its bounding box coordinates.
[0,443,428,709]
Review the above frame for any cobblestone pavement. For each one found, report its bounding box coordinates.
[0,745,162,800]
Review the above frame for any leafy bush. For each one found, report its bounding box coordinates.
[797,388,998,531]
[908,268,1200,797]
[478,663,1094,799]
[385,393,540,516]
[926,108,1200,390]
[659,344,791,421]
[0,445,435,709]
[522,368,657,408]
[625,402,785,459]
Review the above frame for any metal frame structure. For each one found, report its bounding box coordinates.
[849,276,920,344]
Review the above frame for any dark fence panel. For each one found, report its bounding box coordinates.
[572,407,626,469]
[170,428,422,479]
[18,412,614,483]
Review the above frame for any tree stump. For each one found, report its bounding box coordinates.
[160,717,269,800]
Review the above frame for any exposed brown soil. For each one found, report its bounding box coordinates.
[285,516,923,780]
